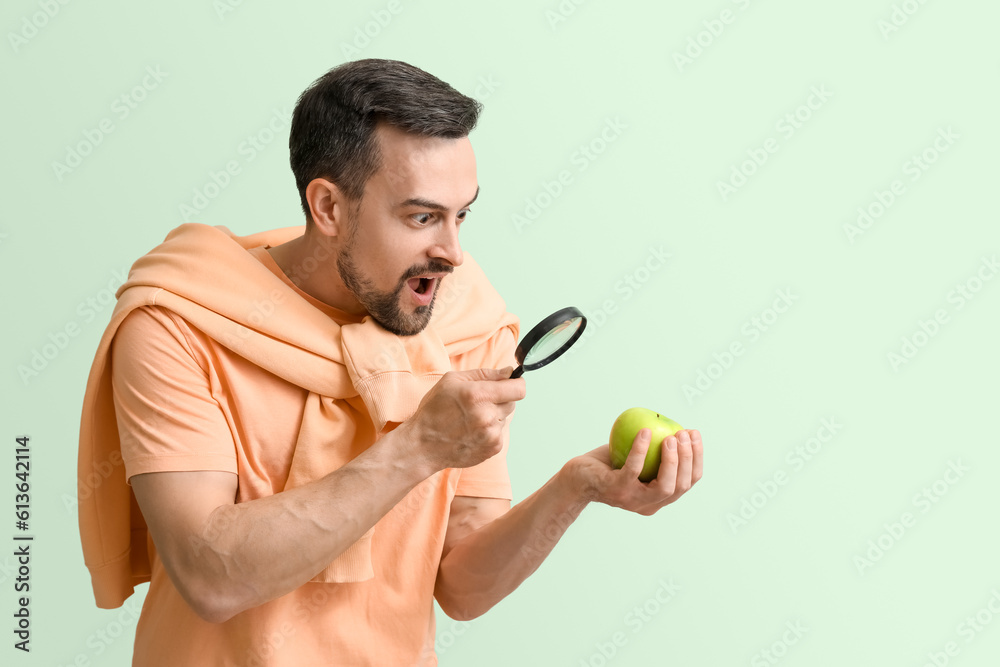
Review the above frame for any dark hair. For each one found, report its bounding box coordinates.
[289,59,483,224]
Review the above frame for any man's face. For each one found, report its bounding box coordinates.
[335,123,478,336]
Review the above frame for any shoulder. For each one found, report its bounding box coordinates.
[112,305,213,376]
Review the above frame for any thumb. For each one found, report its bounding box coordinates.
[463,366,513,381]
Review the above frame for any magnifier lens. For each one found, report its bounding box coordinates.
[510,306,587,379]
[522,316,583,366]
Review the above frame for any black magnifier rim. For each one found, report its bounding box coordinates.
[514,306,588,372]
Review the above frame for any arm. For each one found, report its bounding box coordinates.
[128,363,525,624]
[434,428,704,620]
[131,423,435,624]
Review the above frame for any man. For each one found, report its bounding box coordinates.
[77,58,703,666]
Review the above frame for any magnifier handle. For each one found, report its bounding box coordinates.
[509,365,524,379]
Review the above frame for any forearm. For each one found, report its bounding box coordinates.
[181,425,433,622]
[434,460,593,620]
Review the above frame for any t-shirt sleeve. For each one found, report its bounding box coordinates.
[452,322,518,500]
[111,305,238,483]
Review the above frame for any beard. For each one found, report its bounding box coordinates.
[335,232,452,337]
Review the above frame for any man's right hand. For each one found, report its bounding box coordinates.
[402,366,526,473]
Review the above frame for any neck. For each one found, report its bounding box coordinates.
[266,234,364,315]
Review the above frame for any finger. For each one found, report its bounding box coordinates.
[674,431,694,494]
[645,431,701,513]
[494,396,521,419]
[690,429,704,483]
[621,428,651,479]
[651,435,679,497]
[458,366,514,382]
[478,376,527,405]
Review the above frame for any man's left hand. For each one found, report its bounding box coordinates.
[568,429,703,516]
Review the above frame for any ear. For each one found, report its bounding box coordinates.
[305,178,352,239]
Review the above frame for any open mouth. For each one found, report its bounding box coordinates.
[407,277,434,295]
[406,276,439,305]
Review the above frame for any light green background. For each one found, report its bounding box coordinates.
[3,0,999,665]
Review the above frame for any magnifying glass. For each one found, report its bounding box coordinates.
[509,307,587,379]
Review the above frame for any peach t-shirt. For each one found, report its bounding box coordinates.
[110,246,516,666]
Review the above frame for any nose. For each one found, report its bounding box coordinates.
[431,219,464,268]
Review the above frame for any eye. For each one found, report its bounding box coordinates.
[457,207,472,222]
[411,213,434,225]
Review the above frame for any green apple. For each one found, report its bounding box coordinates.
[609,407,683,482]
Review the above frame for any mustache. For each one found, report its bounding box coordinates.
[401,261,455,282]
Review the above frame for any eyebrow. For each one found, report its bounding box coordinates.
[397,185,479,212]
